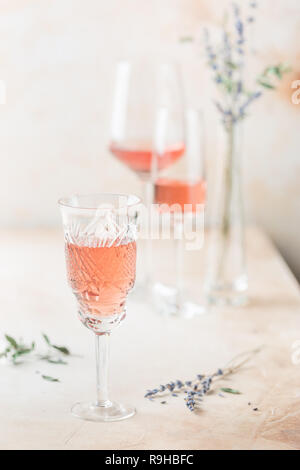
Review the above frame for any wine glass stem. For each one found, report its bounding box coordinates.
[95,333,111,408]
[141,179,153,285]
[175,221,184,306]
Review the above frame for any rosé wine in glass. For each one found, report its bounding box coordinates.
[66,240,136,322]
[110,141,185,176]
[154,178,206,212]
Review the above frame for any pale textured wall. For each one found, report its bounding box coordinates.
[0,0,299,277]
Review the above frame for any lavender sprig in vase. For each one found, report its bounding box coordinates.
[202,2,289,306]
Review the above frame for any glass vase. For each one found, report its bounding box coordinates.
[205,120,248,307]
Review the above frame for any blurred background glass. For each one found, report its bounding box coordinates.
[109,59,184,287]
[152,107,206,317]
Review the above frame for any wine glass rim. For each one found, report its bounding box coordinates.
[58,193,141,210]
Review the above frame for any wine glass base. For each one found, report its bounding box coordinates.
[205,277,249,307]
[159,301,206,318]
[152,282,206,318]
[71,401,136,422]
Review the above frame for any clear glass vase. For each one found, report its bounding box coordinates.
[205,120,248,307]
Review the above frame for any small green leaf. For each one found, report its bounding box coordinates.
[52,345,70,356]
[42,333,70,355]
[42,375,60,383]
[257,79,275,89]
[0,348,10,359]
[5,335,18,350]
[42,333,51,345]
[40,355,68,365]
[48,358,68,365]
[222,77,234,93]
[264,64,291,79]
[264,66,281,78]
[179,36,194,43]
[220,387,242,395]
[273,67,282,79]
[13,348,33,357]
[11,347,35,364]
[226,61,238,70]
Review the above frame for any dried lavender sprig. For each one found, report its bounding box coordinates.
[145,347,262,411]
[204,5,246,121]
[233,2,245,48]
[203,0,289,129]
[204,28,219,72]
[238,90,262,118]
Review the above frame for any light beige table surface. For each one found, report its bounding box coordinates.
[0,228,300,450]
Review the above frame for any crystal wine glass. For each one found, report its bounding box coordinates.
[110,59,184,286]
[59,193,140,422]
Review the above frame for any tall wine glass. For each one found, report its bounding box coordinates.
[153,108,206,317]
[110,59,184,286]
[59,193,140,422]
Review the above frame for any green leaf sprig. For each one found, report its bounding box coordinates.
[0,333,74,382]
[220,387,242,395]
[40,333,70,364]
[257,64,291,90]
[0,335,35,364]
[41,375,60,383]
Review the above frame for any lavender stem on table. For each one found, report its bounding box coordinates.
[145,347,262,412]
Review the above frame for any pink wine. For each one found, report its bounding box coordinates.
[154,178,206,212]
[65,240,136,318]
[110,141,184,174]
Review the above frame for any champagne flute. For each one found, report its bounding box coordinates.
[59,193,140,421]
[153,108,206,317]
[109,59,184,286]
